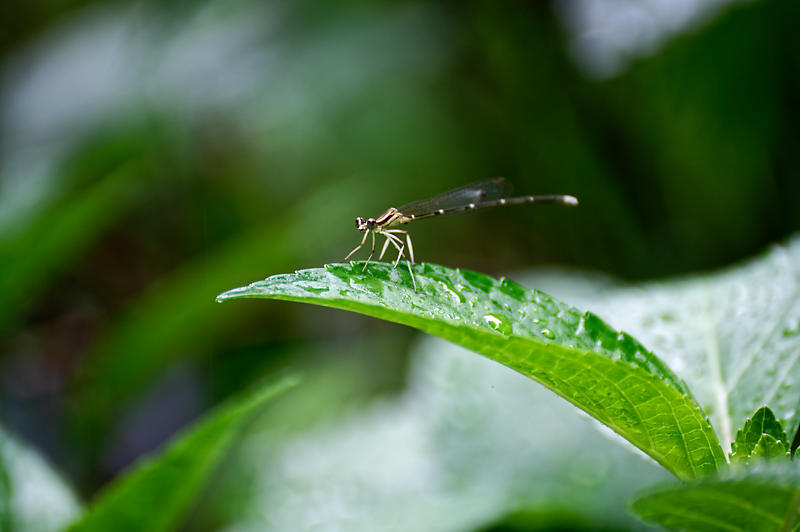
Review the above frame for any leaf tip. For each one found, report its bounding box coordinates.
[215,285,251,302]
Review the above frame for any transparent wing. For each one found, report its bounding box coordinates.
[397,177,513,216]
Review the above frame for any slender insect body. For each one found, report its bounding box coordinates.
[344,178,578,291]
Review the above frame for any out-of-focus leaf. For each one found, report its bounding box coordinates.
[731,406,789,462]
[230,338,667,531]
[73,179,368,435]
[0,459,8,532]
[0,164,140,334]
[217,262,725,480]
[792,423,800,457]
[524,236,800,458]
[66,375,297,532]
[0,425,82,532]
[630,464,800,532]
[598,1,790,271]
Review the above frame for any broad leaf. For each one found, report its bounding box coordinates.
[731,406,789,462]
[217,262,725,480]
[525,237,800,456]
[67,375,298,532]
[630,464,800,532]
[229,337,670,531]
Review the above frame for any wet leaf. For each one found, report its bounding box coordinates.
[528,237,800,458]
[731,406,789,462]
[218,262,725,480]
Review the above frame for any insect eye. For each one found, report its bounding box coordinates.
[355,217,364,228]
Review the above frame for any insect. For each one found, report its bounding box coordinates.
[345,177,578,290]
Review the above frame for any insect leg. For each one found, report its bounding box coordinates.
[385,229,416,290]
[387,229,415,264]
[345,230,370,261]
[407,258,417,291]
[378,234,392,260]
[384,232,406,268]
[362,231,376,273]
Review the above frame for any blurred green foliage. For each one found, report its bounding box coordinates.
[1,0,799,530]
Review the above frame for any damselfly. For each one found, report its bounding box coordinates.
[345,177,578,290]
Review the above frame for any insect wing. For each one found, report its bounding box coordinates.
[397,177,513,216]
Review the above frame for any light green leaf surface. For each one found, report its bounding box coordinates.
[66,375,298,532]
[630,464,800,532]
[751,434,789,459]
[523,237,800,456]
[0,425,81,532]
[731,406,789,462]
[217,262,725,480]
[231,337,668,532]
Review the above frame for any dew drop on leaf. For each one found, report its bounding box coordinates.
[574,315,586,336]
[438,281,465,304]
[483,313,513,335]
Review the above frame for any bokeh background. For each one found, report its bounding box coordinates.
[2,0,800,530]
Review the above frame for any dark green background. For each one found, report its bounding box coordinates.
[1,0,798,528]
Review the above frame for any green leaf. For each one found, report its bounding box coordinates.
[217,262,725,480]
[752,434,789,460]
[72,179,370,443]
[731,406,789,462]
[66,375,298,532]
[231,338,672,531]
[0,165,140,334]
[525,236,800,457]
[630,464,800,532]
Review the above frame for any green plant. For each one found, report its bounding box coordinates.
[0,376,297,532]
[216,235,800,531]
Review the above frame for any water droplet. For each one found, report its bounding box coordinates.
[438,281,465,304]
[541,328,555,339]
[574,316,586,337]
[483,313,513,335]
